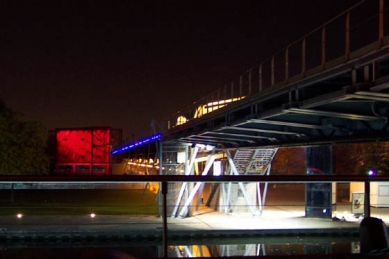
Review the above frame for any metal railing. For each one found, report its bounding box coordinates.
[0,174,389,258]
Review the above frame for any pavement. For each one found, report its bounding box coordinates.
[1,203,387,242]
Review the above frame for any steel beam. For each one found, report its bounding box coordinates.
[177,152,216,218]
[208,131,273,140]
[245,119,330,130]
[222,126,304,136]
[285,108,383,121]
[226,150,256,216]
[171,145,199,218]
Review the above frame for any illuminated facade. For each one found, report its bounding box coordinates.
[56,127,121,174]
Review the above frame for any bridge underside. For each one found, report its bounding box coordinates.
[157,38,389,219]
[165,43,389,149]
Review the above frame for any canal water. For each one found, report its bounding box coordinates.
[0,235,360,258]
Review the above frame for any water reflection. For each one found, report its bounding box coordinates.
[168,236,359,257]
[1,236,360,258]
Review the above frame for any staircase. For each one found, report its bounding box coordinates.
[233,148,278,175]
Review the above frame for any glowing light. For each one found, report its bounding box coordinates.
[193,97,245,119]
[90,213,96,218]
[111,134,162,155]
[322,208,327,214]
[368,169,375,176]
[17,214,22,219]
[176,116,187,125]
[206,145,215,151]
[127,161,163,169]
[193,144,215,150]
[213,161,222,176]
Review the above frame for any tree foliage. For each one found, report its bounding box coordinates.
[334,143,359,175]
[274,142,389,176]
[354,142,389,176]
[272,147,305,175]
[0,99,49,175]
[334,142,389,176]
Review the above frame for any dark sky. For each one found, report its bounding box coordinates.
[1,1,362,141]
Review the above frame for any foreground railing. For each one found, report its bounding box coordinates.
[0,175,389,258]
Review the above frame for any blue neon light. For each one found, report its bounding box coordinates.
[111,133,162,155]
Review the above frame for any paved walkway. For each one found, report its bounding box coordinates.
[2,203,386,240]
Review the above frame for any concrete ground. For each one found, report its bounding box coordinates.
[1,203,385,241]
[1,183,388,241]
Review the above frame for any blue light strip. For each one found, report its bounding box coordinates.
[111,133,162,155]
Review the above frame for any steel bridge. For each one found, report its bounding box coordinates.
[115,0,389,221]
[162,0,389,149]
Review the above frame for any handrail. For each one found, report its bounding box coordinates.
[0,174,384,258]
[0,174,387,183]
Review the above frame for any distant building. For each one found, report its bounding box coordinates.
[51,127,122,175]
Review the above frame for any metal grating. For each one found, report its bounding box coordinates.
[233,148,278,175]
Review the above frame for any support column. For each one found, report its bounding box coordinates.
[177,152,216,218]
[305,145,333,218]
[259,164,271,215]
[226,150,256,216]
[171,146,199,218]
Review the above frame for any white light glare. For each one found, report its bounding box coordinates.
[90,213,96,218]
[206,145,215,151]
[213,161,222,176]
[195,144,215,150]
[17,213,22,219]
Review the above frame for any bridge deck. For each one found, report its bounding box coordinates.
[163,1,389,149]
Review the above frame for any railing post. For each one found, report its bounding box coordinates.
[345,11,350,62]
[302,38,306,77]
[259,63,263,92]
[217,88,220,109]
[364,180,371,218]
[285,46,289,82]
[239,75,243,97]
[159,140,163,217]
[321,26,326,70]
[379,0,384,48]
[224,84,227,102]
[231,81,234,100]
[206,95,209,114]
[248,69,252,97]
[271,56,275,86]
[161,181,168,258]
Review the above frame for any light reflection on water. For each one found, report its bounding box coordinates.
[0,236,360,258]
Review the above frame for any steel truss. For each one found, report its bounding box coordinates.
[170,144,278,218]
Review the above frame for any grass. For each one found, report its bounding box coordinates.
[0,189,159,215]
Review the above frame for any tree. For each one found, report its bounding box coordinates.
[0,99,49,175]
[355,142,389,176]
[272,147,305,175]
[334,143,359,175]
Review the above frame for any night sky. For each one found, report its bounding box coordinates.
[1,1,362,141]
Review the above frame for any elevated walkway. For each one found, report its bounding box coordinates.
[162,1,389,149]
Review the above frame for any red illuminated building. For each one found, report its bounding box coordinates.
[55,127,121,175]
